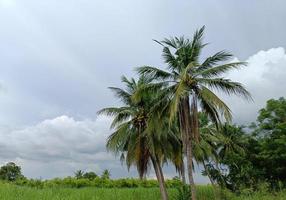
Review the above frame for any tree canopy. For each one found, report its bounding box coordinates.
[0,162,24,181]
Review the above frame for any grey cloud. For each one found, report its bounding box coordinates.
[1,0,286,126]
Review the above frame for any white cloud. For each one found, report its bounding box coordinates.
[223,47,286,124]
[0,115,118,178]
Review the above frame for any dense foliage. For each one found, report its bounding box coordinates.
[0,162,24,181]
[0,165,180,189]
[204,97,286,192]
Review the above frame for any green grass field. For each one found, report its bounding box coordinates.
[0,183,285,200]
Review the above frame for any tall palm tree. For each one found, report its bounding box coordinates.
[98,76,152,180]
[137,26,251,200]
[98,75,181,200]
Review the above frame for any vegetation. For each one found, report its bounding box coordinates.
[204,97,286,192]
[0,183,173,200]
[13,177,182,189]
[0,162,24,181]
[0,164,181,189]
[0,183,285,200]
[101,169,111,179]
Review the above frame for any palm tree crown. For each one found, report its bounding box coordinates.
[138,26,251,130]
[98,75,181,178]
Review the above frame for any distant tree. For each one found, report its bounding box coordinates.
[74,170,84,179]
[101,169,110,179]
[217,124,247,161]
[0,162,24,181]
[83,171,98,180]
[216,124,250,190]
[252,97,286,186]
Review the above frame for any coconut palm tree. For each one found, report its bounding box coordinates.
[217,124,247,161]
[202,123,248,190]
[137,26,251,200]
[98,76,152,179]
[101,169,111,179]
[98,75,181,200]
[74,170,84,179]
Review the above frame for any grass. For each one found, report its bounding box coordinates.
[0,183,285,200]
[0,184,165,200]
[231,191,286,200]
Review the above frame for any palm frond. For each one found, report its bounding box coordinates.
[197,86,232,122]
[198,78,252,100]
[198,51,233,72]
[162,47,179,70]
[175,36,190,47]
[106,122,131,153]
[136,66,174,81]
[169,82,189,122]
[198,95,221,126]
[97,107,132,116]
[110,112,132,129]
[160,38,178,49]
[121,75,132,86]
[198,62,247,78]
[108,87,131,104]
[188,26,207,62]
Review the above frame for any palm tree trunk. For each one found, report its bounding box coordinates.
[151,156,168,200]
[186,139,197,200]
[181,159,187,184]
[178,102,187,185]
[190,95,199,143]
[182,97,197,200]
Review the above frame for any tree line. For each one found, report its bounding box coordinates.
[0,162,111,182]
[0,162,182,189]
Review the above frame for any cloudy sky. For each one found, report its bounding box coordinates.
[0,0,285,182]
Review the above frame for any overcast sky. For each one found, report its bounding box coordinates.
[0,0,285,183]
